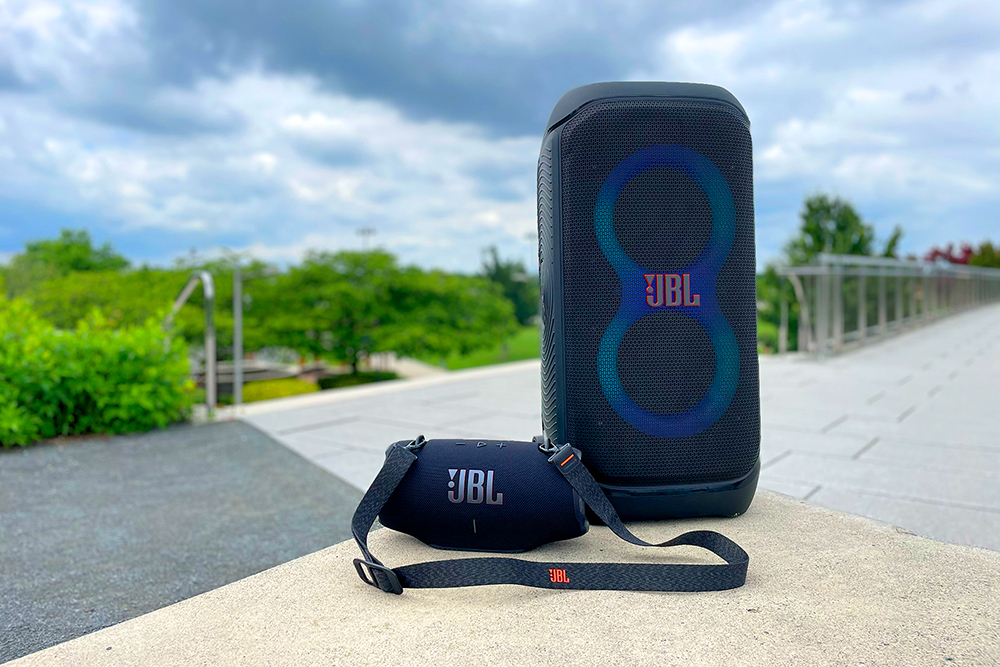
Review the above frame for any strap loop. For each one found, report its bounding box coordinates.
[354,559,403,594]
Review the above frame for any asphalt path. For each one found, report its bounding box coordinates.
[0,421,361,663]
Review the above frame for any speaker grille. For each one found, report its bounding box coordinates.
[615,167,712,272]
[618,310,715,415]
[558,99,758,486]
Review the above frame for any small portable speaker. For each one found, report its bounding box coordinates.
[538,82,760,520]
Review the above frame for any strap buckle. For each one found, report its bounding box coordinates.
[353,559,403,594]
[547,443,580,468]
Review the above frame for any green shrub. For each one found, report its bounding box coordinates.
[0,298,195,447]
[242,378,319,402]
[425,326,540,370]
[317,372,398,390]
[757,319,779,354]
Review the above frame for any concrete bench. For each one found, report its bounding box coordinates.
[9,490,997,666]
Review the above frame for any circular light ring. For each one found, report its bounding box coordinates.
[595,145,739,439]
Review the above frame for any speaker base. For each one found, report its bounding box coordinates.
[590,459,760,522]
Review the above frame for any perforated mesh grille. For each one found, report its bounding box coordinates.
[618,310,715,415]
[557,99,759,486]
[614,168,712,272]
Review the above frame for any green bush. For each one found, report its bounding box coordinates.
[317,372,398,390]
[757,319,779,354]
[424,326,540,370]
[242,378,319,402]
[0,298,195,447]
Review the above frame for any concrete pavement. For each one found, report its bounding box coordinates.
[237,303,1000,551]
[9,490,998,666]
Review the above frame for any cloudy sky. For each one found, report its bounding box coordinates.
[1,0,997,272]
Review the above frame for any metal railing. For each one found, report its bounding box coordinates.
[163,271,216,408]
[776,253,1000,356]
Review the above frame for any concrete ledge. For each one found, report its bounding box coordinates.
[8,491,998,666]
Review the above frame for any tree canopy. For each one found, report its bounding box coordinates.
[244,251,516,371]
[3,229,130,298]
[968,242,1000,269]
[2,231,521,371]
[481,246,539,326]
[784,195,902,264]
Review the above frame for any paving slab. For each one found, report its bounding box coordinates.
[764,453,1000,510]
[7,491,997,667]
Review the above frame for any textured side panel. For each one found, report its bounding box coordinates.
[537,140,559,441]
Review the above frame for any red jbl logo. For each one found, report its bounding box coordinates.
[644,273,701,308]
[548,568,570,584]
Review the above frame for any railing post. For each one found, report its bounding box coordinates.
[233,265,243,406]
[895,272,904,332]
[816,267,830,355]
[832,266,844,352]
[909,273,917,328]
[786,273,810,353]
[878,270,887,339]
[923,273,930,322]
[857,272,867,346]
[205,284,216,409]
[935,273,942,317]
[779,292,788,354]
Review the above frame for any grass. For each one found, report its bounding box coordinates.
[242,378,318,402]
[430,326,540,371]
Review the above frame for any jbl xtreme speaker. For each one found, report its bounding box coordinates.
[537,82,760,520]
[379,439,588,553]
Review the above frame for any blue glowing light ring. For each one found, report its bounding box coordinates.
[595,145,739,439]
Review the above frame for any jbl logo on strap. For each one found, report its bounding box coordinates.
[548,568,570,583]
[448,469,503,505]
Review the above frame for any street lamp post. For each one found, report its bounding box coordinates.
[233,264,243,406]
[357,226,376,251]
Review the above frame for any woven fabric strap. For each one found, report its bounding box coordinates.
[351,442,749,594]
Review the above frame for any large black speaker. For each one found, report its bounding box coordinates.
[537,82,759,520]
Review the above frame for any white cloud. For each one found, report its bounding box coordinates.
[1,0,997,272]
[0,69,539,270]
[638,0,1000,262]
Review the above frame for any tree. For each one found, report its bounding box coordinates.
[925,242,974,264]
[481,246,539,326]
[784,195,875,263]
[881,225,904,259]
[968,241,1000,269]
[784,195,904,263]
[4,229,130,297]
[246,251,517,373]
[925,241,1000,268]
[22,267,222,347]
[756,264,798,354]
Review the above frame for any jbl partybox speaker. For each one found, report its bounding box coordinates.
[537,82,760,520]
